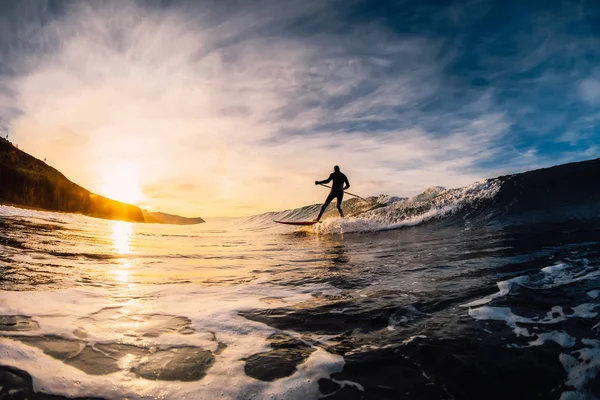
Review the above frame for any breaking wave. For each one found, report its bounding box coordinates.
[239,157,600,234]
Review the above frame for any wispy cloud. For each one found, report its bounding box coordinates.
[579,68,600,105]
[0,0,599,216]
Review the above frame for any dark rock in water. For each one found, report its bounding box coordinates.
[0,315,40,331]
[0,365,104,399]
[131,346,215,381]
[244,333,315,381]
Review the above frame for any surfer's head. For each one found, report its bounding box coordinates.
[333,165,340,172]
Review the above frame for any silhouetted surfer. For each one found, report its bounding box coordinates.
[314,165,350,222]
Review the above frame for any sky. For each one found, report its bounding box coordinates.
[1,0,599,217]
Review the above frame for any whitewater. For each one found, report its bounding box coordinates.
[1,159,600,399]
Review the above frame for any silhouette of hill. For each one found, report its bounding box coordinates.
[0,137,144,222]
[143,211,205,225]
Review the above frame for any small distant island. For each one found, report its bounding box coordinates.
[0,137,204,225]
[142,211,205,225]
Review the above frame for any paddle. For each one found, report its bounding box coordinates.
[318,183,368,201]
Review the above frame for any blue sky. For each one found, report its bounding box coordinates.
[0,0,599,216]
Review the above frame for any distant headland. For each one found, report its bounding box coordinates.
[0,137,204,225]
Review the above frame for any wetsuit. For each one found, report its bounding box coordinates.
[316,171,350,220]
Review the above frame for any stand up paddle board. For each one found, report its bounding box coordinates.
[273,220,320,226]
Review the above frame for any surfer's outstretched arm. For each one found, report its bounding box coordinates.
[316,173,334,185]
[344,176,350,190]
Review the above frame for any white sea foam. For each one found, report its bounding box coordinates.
[468,306,533,337]
[465,260,600,399]
[331,378,365,392]
[461,261,600,308]
[559,340,600,400]
[528,331,577,348]
[460,275,529,308]
[0,281,344,399]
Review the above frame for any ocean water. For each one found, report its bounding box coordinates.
[1,161,600,399]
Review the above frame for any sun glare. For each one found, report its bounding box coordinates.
[112,221,133,255]
[99,163,144,204]
[111,221,133,284]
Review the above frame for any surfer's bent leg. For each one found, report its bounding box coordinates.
[316,192,336,221]
[336,192,344,217]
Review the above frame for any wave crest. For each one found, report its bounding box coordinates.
[313,179,501,233]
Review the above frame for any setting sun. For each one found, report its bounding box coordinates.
[99,163,144,204]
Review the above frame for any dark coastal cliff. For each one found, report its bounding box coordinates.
[0,138,145,222]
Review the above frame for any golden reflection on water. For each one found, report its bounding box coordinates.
[112,221,133,254]
[115,260,132,283]
[111,221,133,283]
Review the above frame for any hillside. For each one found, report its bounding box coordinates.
[143,211,205,225]
[0,138,144,222]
